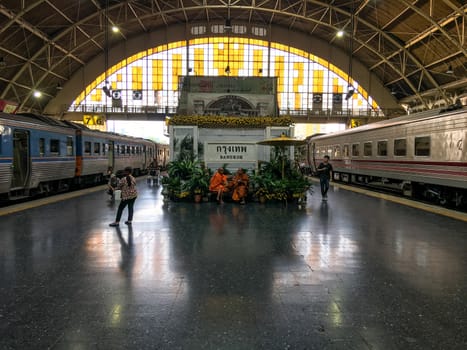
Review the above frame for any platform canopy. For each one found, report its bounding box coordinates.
[0,0,465,114]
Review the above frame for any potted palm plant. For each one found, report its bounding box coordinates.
[184,171,209,203]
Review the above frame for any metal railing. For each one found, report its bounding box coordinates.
[66,104,405,119]
[68,104,178,115]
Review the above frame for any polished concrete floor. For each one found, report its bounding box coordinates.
[0,182,466,349]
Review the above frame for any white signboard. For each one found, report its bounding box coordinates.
[205,143,257,162]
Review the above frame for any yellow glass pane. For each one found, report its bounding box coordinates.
[293,62,304,93]
[317,57,328,68]
[152,59,163,90]
[275,56,284,92]
[172,53,183,90]
[91,89,102,102]
[294,93,301,110]
[253,49,263,76]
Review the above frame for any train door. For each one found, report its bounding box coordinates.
[143,145,148,167]
[11,129,30,188]
[107,140,115,170]
[310,142,317,172]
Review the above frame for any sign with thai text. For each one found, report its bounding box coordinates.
[205,143,257,162]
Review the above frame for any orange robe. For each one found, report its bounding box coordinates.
[231,173,249,201]
[209,172,228,192]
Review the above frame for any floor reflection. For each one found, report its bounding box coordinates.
[1,185,466,349]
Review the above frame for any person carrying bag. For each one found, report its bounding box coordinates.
[109,167,138,227]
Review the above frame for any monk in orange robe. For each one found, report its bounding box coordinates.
[209,167,228,203]
[230,168,249,204]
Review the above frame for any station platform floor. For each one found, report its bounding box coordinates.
[0,181,466,349]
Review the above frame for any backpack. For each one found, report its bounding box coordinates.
[110,176,119,187]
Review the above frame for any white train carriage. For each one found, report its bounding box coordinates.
[308,106,467,207]
[76,129,156,182]
[109,134,155,177]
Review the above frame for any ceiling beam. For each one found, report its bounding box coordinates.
[0,4,84,65]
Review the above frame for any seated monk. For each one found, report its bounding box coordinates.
[230,168,249,204]
[209,167,229,203]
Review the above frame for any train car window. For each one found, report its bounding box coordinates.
[102,143,106,155]
[363,142,372,156]
[343,144,349,157]
[132,146,136,154]
[115,144,119,154]
[94,142,100,154]
[415,136,430,156]
[351,143,360,156]
[377,141,388,156]
[394,139,407,156]
[66,137,73,156]
[333,146,341,158]
[50,139,60,154]
[121,145,125,154]
[126,145,131,154]
[84,141,91,154]
[39,138,45,156]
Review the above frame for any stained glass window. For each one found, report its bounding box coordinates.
[70,37,380,114]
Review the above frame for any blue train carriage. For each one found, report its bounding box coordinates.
[0,113,76,199]
[307,104,467,207]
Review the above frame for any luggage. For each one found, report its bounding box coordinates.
[114,190,122,201]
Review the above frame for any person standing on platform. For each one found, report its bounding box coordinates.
[147,159,157,186]
[209,167,229,204]
[109,166,138,227]
[107,171,119,201]
[230,168,249,204]
[316,155,333,201]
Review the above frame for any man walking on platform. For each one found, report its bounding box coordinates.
[316,155,333,201]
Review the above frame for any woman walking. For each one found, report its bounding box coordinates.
[109,167,138,227]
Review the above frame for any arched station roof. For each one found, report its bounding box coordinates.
[0,0,465,115]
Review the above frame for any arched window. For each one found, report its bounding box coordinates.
[70,38,380,115]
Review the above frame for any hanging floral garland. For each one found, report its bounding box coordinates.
[168,115,293,128]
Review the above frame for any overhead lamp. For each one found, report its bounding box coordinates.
[446,65,453,74]
[336,30,344,38]
[391,88,397,95]
[112,26,119,33]
[225,66,231,74]
[33,91,42,98]
[56,83,63,90]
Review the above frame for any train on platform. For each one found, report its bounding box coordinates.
[306,103,467,209]
[0,112,169,201]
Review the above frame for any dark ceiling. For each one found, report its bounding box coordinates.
[0,0,466,114]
